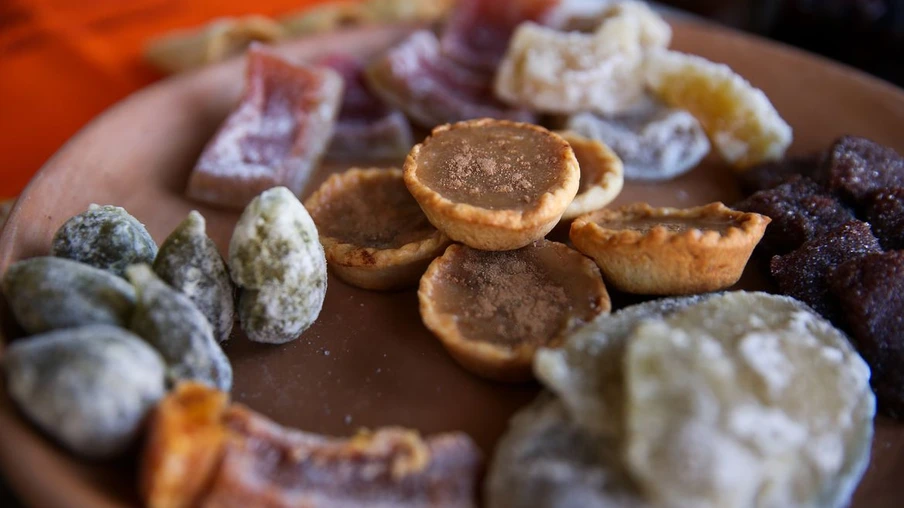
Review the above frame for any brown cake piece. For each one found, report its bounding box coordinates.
[825,136,904,204]
[734,177,854,256]
[770,220,881,320]
[187,46,343,209]
[864,187,904,250]
[829,251,904,418]
[737,152,825,195]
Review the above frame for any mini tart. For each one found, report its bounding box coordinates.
[556,131,625,220]
[304,167,451,290]
[569,202,770,295]
[404,119,580,251]
[418,240,611,382]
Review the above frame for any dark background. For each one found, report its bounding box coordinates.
[664,0,904,86]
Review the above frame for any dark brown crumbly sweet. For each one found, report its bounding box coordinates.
[734,177,854,256]
[770,221,881,320]
[829,251,904,418]
[825,136,904,204]
[864,187,904,251]
[737,152,825,196]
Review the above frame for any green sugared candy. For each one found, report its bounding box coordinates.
[153,211,235,343]
[229,187,327,344]
[3,324,166,458]
[127,264,232,391]
[2,256,136,334]
[52,204,157,277]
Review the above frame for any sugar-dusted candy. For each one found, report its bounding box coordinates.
[187,46,343,209]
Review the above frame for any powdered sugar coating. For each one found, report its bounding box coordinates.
[127,264,232,391]
[229,187,327,344]
[3,324,166,458]
[625,292,874,508]
[566,97,710,181]
[51,204,157,277]
[154,211,235,343]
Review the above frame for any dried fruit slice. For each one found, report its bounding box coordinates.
[316,54,414,161]
[187,46,343,209]
[142,383,483,507]
[494,2,670,115]
[485,393,645,508]
[829,252,904,418]
[534,295,710,438]
[555,131,624,219]
[625,292,875,508]
[141,382,230,508]
[203,406,482,507]
[366,30,535,128]
[564,96,710,181]
[645,50,792,169]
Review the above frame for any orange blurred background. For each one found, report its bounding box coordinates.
[0,0,344,199]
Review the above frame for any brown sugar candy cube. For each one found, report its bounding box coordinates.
[734,177,854,256]
[770,220,881,320]
[864,187,904,250]
[186,45,343,209]
[825,136,904,204]
[829,252,904,418]
[736,152,825,195]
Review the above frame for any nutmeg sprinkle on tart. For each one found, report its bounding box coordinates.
[419,240,610,382]
[404,118,579,251]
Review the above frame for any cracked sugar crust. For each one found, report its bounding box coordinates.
[863,187,904,250]
[565,97,710,182]
[624,292,874,508]
[829,251,904,418]
[770,220,881,321]
[645,50,792,169]
[734,177,854,256]
[485,393,647,508]
[493,2,670,115]
[534,295,711,439]
[825,136,904,204]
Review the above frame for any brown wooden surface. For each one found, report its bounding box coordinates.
[1,20,904,508]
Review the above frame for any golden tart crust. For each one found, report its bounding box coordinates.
[556,131,625,220]
[404,119,580,251]
[418,240,611,382]
[305,167,451,290]
[570,202,770,295]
